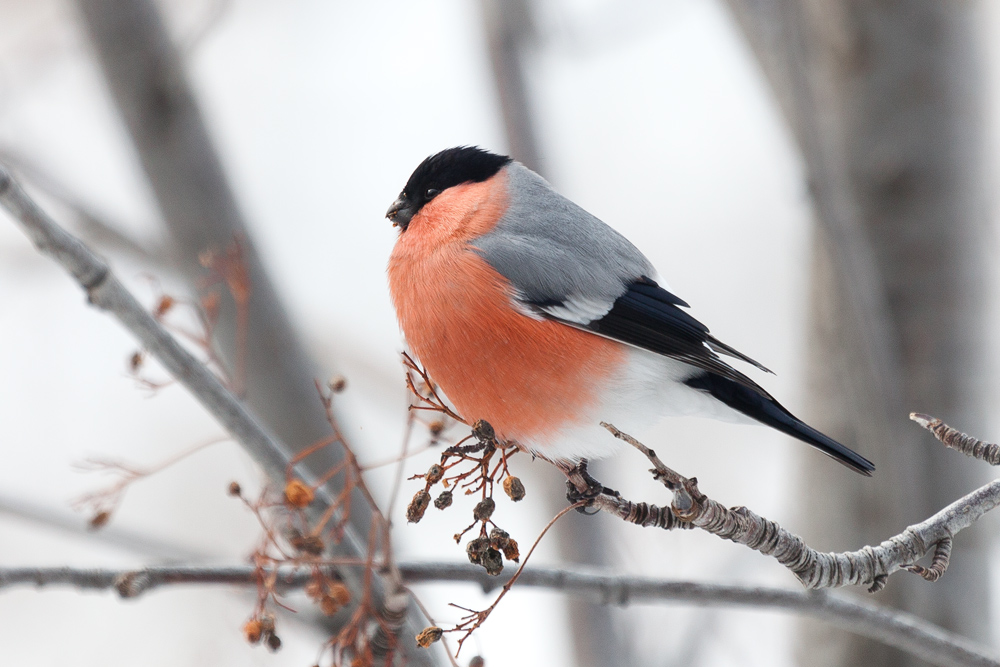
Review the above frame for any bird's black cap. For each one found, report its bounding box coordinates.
[386,146,512,229]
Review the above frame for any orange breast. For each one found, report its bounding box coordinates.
[387,172,626,446]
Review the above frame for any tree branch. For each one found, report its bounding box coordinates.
[0,163,428,665]
[563,420,1000,593]
[1,563,995,667]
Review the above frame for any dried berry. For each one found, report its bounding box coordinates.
[503,476,525,502]
[320,596,341,616]
[329,582,351,606]
[425,464,444,485]
[243,619,263,644]
[305,580,324,600]
[481,548,504,576]
[291,533,325,556]
[407,490,431,523]
[228,481,242,496]
[502,538,520,562]
[329,375,347,393]
[259,614,275,634]
[489,527,510,551]
[466,536,490,565]
[469,657,485,667]
[416,626,443,648]
[434,490,453,510]
[428,419,445,436]
[266,633,282,652]
[472,419,495,442]
[284,479,315,508]
[473,497,495,521]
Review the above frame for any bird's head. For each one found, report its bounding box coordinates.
[386,146,511,231]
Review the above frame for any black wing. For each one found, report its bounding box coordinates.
[535,277,772,394]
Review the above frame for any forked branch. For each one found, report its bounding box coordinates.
[563,418,1000,594]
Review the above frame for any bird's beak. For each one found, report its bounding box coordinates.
[385,196,414,230]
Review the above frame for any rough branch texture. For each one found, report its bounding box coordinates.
[564,422,1000,593]
[0,163,429,666]
[1,564,996,667]
[725,3,994,664]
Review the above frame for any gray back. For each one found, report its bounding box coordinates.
[471,163,655,309]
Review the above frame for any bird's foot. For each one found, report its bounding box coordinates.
[564,459,619,514]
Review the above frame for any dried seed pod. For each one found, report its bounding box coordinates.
[291,533,325,556]
[466,536,490,564]
[284,479,315,508]
[502,476,525,502]
[328,375,347,393]
[473,497,495,521]
[259,614,276,634]
[243,619,263,644]
[481,548,504,576]
[502,538,520,562]
[228,481,242,496]
[425,464,444,485]
[320,596,341,616]
[472,419,495,442]
[266,633,282,651]
[407,490,431,523]
[328,582,351,606]
[488,527,510,551]
[304,580,324,601]
[428,419,445,436]
[416,626,443,648]
[434,490,453,510]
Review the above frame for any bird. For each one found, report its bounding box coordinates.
[385,146,874,476]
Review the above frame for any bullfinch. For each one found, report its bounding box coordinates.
[386,146,874,475]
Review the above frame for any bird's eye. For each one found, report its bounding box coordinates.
[425,188,440,200]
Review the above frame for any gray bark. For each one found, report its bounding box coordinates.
[725,1,993,665]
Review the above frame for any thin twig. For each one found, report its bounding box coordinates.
[0,162,424,663]
[911,413,1000,465]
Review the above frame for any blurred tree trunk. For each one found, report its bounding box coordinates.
[726,1,993,665]
[479,1,628,665]
[72,0,434,662]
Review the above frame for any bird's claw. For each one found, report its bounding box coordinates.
[565,459,619,514]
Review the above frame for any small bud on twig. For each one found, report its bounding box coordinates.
[89,511,111,530]
[228,481,242,496]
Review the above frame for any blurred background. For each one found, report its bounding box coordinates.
[1,0,999,665]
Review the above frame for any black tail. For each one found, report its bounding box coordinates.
[684,372,875,476]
